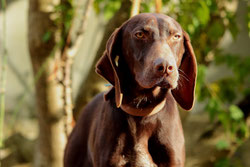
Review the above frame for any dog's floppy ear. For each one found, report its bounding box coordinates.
[172,31,197,110]
[95,27,124,108]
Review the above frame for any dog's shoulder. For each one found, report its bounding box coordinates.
[79,90,115,118]
[81,92,106,114]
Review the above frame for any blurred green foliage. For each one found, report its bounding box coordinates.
[216,140,230,150]
[94,0,121,20]
[54,0,74,47]
[215,158,232,167]
[93,0,250,166]
[42,31,52,43]
[248,1,250,37]
[171,1,250,164]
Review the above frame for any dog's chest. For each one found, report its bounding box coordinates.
[110,116,158,167]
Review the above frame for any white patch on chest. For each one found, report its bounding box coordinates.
[134,143,157,167]
[128,117,157,167]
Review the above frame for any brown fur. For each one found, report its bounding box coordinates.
[64,13,197,167]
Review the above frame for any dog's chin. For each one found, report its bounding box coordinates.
[136,79,177,90]
[156,81,171,89]
[156,79,177,89]
[135,75,178,90]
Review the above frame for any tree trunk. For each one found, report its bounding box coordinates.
[28,0,66,166]
[73,0,131,119]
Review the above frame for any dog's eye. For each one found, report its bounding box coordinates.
[173,34,181,40]
[135,32,146,39]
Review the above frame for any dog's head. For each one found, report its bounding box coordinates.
[96,13,197,110]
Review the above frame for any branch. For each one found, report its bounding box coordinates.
[60,0,94,136]
[131,0,141,17]
[155,0,162,13]
[67,0,94,57]
[0,0,7,148]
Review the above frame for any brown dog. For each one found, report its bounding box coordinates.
[64,13,197,167]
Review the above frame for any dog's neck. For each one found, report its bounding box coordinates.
[120,85,169,116]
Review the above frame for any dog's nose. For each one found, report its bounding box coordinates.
[154,58,174,75]
[166,65,174,74]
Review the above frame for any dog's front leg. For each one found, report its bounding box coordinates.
[157,120,185,167]
[127,117,157,167]
[134,139,157,167]
[110,133,129,167]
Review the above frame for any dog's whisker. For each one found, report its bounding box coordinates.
[178,69,187,75]
[135,96,147,108]
[178,69,190,81]
[176,81,182,90]
[133,95,150,108]
[179,73,190,82]
[180,76,187,84]
[179,71,189,80]
[138,100,142,108]
[176,76,186,90]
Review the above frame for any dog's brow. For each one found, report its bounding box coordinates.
[143,25,151,30]
[169,21,182,33]
[159,19,181,34]
[143,25,158,32]
[168,29,180,35]
[133,25,158,34]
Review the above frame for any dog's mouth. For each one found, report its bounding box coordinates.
[155,75,178,89]
[156,79,171,89]
[135,72,178,90]
[129,86,169,109]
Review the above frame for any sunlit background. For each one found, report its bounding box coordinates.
[0,0,250,166]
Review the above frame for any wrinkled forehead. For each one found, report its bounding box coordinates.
[124,13,182,33]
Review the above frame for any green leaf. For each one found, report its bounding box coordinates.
[217,78,237,103]
[226,11,238,40]
[207,20,225,41]
[42,31,52,43]
[93,1,101,14]
[95,0,121,20]
[243,87,250,96]
[229,105,243,121]
[215,158,231,167]
[141,1,151,13]
[247,3,250,37]
[196,1,210,26]
[197,65,207,84]
[238,121,249,139]
[205,98,220,122]
[196,65,211,101]
[216,140,230,150]
[218,111,230,131]
[229,20,238,40]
